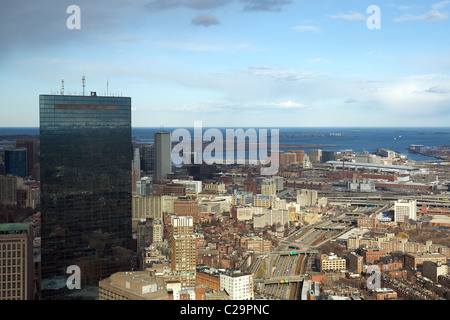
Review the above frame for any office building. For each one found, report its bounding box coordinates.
[0,223,34,300]
[154,131,172,182]
[219,270,254,300]
[394,199,417,222]
[174,197,199,222]
[4,148,27,178]
[347,252,364,274]
[308,149,322,163]
[320,253,346,272]
[296,189,318,207]
[132,148,141,194]
[141,144,155,173]
[39,93,133,299]
[15,139,38,179]
[321,150,337,163]
[261,178,277,196]
[360,247,386,264]
[422,261,448,283]
[404,253,447,270]
[132,195,162,220]
[170,216,196,287]
[99,271,168,300]
[136,176,153,197]
[0,175,23,205]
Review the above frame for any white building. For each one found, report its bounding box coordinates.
[297,189,318,207]
[171,179,202,194]
[261,178,277,196]
[394,199,417,223]
[220,271,254,300]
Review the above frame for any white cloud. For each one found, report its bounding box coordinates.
[394,1,450,22]
[328,11,366,21]
[235,66,327,81]
[292,25,321,33]
[157,100,307,113]
[309,58,329,64]
[354,74,450,116]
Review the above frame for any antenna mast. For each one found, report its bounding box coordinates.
[82,75,86,96]
[61,78,65,95]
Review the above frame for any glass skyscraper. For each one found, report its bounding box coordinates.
[4,148,27,178]
[39,93,133,299]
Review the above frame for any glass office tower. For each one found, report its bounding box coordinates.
[4,148,28,178]
[39,93,133,299]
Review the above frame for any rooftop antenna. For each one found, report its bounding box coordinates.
[107,80,109,96]
[82,75,86,96]
[61,78,64,95]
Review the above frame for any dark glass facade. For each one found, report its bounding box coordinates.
[39,94,132,299]
[5,148,27,178]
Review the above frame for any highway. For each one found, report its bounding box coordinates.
[255,211,352,299]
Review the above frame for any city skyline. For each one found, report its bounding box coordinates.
[1,1,450,127]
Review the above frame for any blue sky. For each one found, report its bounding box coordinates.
[1,0,450,127]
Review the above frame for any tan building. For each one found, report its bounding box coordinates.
[394,199,417,222]
[170,216,196,287]
[297,189,317,207]
[347,252,364,274]
[261,178,276,197]
[240,236,272,254]
[139,246,169,273]
[404,253,447,270]
[174,197,199,222]
[203,183,226,194]
[422,261,448,283]
[253,195,272,208]
[99,271,168,300]
[320,253,346,272]
[0,223,34,300]
[132,195,162,220]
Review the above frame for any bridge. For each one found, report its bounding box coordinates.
[259,275,305,285]
[278,249,319,256]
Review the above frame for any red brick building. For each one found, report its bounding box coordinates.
[360,247,386,264]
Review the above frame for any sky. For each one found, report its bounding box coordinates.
[1,0,450,128]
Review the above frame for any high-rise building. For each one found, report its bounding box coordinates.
[15,139,38,179]
[141,144,155,173]
[261,178,277,196]
[219,270,254,300]
[154,131,172,182]
[296,189,318,207]
[170,216,196,287]
[321,150,337,163]
[132,148,141,194]
[0,175,23,205]
[0,223,35,300]
[394,199,417,222]
[39,93,133,299]
[308,149,322,164]
[4,148,27,178]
